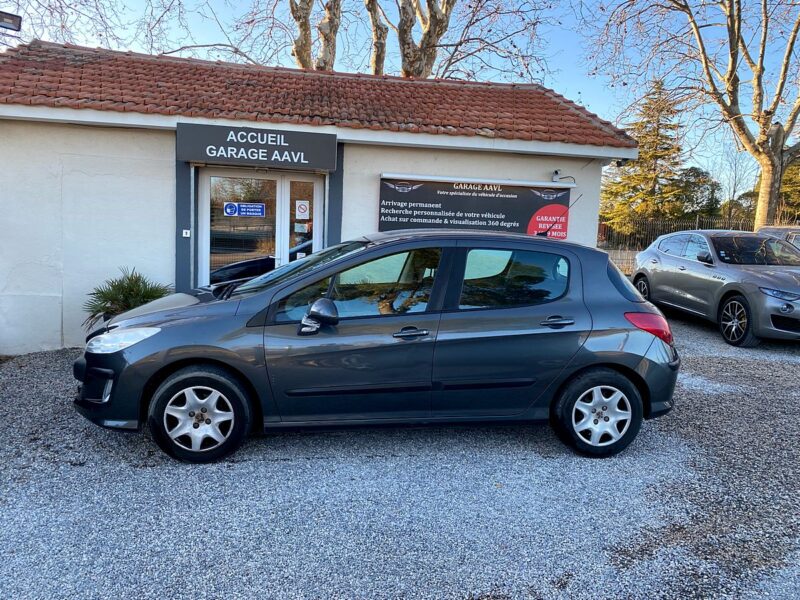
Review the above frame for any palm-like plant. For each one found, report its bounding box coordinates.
[83,267,172,329]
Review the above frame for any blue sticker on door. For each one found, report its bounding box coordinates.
[223,202,266,217]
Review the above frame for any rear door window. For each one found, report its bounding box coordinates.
[458,248,569,310]
[658,234,689,256]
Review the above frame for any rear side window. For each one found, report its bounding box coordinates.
[607,261,644,302]
[459,249,569,310]
[658,235,689,255]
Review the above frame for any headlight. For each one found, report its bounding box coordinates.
[759,287,800,302]
[86,327,161,354]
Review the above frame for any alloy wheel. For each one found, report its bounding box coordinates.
[163,386,235,452]
[635,278,649,299]
[721,300,748,343]
[572,385,632,447]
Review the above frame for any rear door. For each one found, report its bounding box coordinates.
[431,241,592,418]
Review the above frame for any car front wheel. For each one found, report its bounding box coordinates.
[148,366,252,463]
[718,295,760,347]
[553,368,643,457]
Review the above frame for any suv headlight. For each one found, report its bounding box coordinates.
[759,287,800,302]
[86,327,161,354]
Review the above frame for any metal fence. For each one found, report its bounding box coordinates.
[598,215,797,274]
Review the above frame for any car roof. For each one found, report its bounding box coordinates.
[661,229,767,238]
[363,228,595,254]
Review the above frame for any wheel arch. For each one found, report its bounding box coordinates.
[140,358,264,433]
[549,363,653,419]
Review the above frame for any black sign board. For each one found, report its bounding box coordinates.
[176,123,337,171]
[0,11,22,31]
[379,178,571,238]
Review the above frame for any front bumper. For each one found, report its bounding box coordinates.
[73,353,141,430]
[753,295,800,340]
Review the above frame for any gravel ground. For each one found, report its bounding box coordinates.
[1,313,799,599]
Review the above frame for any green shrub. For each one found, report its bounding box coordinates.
[83,267,172,328]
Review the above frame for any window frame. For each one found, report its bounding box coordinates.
[265,242,455,324]
[444,244,572,313]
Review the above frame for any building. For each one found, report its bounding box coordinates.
[0,41,637,354]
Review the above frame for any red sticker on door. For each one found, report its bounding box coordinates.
[527,203,569,238]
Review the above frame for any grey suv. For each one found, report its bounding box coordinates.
[74,230,679,462]
[633,230,800,346]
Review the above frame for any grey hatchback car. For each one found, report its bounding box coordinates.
[633,231,800,346]
[74,230,679,462]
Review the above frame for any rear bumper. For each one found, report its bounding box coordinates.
[637,339,680,420]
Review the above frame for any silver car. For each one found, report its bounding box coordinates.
[633,230,800,346]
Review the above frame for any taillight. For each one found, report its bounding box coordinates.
[624,312,673,345]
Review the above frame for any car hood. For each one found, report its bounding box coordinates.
[87,289,236,338]
[735,265,800,291]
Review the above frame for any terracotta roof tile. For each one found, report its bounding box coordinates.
[0,40,636,149]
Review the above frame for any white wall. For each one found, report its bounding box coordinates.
[0,121,175,354]
[341,145,603,248]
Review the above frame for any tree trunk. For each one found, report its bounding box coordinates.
[289,0,314,69]
[364,0,388,75]
[315,0,341,71]
[755,156,781,229]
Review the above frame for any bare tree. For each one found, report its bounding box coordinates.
[0,0,126,48]
[579,1,800,229]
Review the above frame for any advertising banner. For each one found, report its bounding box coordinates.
[378,178,571,238]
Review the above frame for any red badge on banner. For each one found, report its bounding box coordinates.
[527,203,569,238]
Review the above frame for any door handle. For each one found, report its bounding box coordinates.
[392,327,430,339]
[650,259,658,264]
[540,316,575,328]
[678,265,687,271]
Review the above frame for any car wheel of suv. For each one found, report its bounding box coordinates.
[718,295,760,347]
[634,275,650,300]
[148,366,251,463]
[553,368,643,457]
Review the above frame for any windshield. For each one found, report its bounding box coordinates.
[711,236,800,266]
[230,240,370,297]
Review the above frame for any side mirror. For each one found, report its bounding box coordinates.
[697,251,714,265]
[298,298,339,335]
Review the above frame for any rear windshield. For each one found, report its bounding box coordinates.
[607,261,644,302]
[710,236,800,266]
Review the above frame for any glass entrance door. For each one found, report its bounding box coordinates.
[198,169,323,286]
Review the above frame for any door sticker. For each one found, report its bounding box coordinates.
[295,200,310,220]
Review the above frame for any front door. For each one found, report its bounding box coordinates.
[263,246,446,421]
[198,169,322,286]
[432,243,592,417]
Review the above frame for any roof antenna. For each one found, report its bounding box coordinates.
[537,193,583,237]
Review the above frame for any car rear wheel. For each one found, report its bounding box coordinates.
[148,366,251,463]
[718,295,760,347]
[553,368,643,457]
[634,275,650,301]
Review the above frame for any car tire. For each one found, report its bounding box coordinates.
[718,295,761,347]
[553,368,643,457]
[633,275,651,301]
[148,366,252,463]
